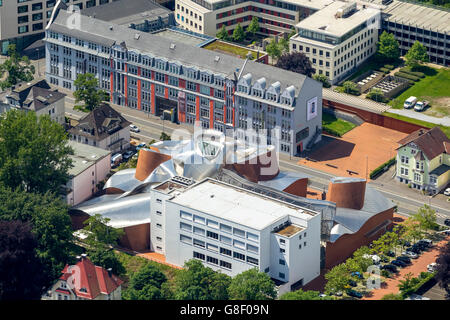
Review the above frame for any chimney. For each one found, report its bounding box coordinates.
[81,253,87,260]
[76,255,81,261]
[107,268,112,277]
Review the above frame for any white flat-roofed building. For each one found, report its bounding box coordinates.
[150,177,321,294]
[290,1,380,84]
[66,140,111,206]
[174,0,333,37]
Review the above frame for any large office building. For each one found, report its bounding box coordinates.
[174,0,333,37]
[0,0,118,54]
[45,1,323,155]
[81,0,176,33]
[289,1,380,84]
[380,0,450,66]
[150,177,321,293]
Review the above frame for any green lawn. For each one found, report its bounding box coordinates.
[388,67,450,117]
[322,113,357,137]
[203,40,259,60]
[383,111,450,138]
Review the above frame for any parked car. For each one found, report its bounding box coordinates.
[403,96,417,109]
[444,219,450,227]
[397,256,411,264]
[348,280,358,287]
[414,100,429,112]
[381,264,398,273]
[129,124,140,133]
[391,259,407,268]
[386,250,395,257]
[408,246,422,255]
[351,271,363,279]
[418,239,433,248]
[444,188,450,196]
[111,153,123,168]
[346,289,363,299]
[136,142,147,151]
[319,293,327,298]
[427,263,437,272]
[402,251,419,259]
[334,291,343,297]
[123,150,135,161]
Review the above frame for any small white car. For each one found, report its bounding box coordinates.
[427,263,437,272]
[129,124,140,133]
[414,100,429,112]
[444,188,450,196]
[402,251,418,259]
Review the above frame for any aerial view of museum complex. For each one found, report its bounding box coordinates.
[0,0,449,305]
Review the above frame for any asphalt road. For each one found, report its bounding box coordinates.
[67,103,450,225]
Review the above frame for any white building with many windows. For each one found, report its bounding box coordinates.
[150,177,321,294]
[289,1,380,84]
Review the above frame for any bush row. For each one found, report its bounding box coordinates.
[394,71,420,82]
[322,127,343,138]
[383,64,395,70]
[370,157,396,179]
[401,272,436,299]
[399,67,425,78]
[379,67,390,74]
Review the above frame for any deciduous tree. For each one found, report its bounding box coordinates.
[232,23,245,43]
[313,74,331,88]
[0,220,47,300]
[405,41,429,70]
[275,51,314,77]
[228,268,276,300]
[216,25,230,41]
[74,73,109,111]
[435,241,450,297]
[324,263,351,295]
[376,31,400,62]
[247,17,259,39]
[0,44,35,90]
[0,110,74,194]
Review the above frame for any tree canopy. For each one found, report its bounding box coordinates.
[376,31,400,62]
[247,17,260,38]
[232,23,245,43]
[405,41,429,70]
[0,110,74,194]
[411,204,438,232]
[216,25,230,41]
[266,39,282,62]
[74,73,109,112]
[280,289,333,300]
[228,268,277,300]
[0,44,35,90]
[324,263,351,294]
[313,74,331,88]
[435,240,450,296]
[275,52,314,77]
[0,186,75,284]
[174,259,231,300]
[0,220,47,300]
[124,263,168,300]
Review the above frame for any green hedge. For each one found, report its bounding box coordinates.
[395,72,420,82]
[384,64,395,70]
[399,67,425,78]
[379,67,390,74]
[401,272,436,299]
[370,157,396,179]
[322,127,343,137]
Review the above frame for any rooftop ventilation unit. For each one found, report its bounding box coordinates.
[336,2,357,18]
[134,33,140,40]
[214,56,220,62]
[109,26,113,31]
[170,43,176,50]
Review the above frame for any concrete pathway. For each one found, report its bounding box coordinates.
[387,108,450,127]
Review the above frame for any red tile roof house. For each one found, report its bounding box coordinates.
[42,254,123,300]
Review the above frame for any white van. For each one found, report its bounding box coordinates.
[404,96,417,109]
[111,153,123,167]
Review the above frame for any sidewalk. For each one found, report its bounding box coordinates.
[387,108,450,127]
[362,235,449,300]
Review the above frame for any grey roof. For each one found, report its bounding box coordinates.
[331,186,394,241]
[429,164,450,177]
[68,141,111,177]
[81,0,172,26]
[258,171,309,191]
[72,193,151,228]
[22,86,66,112]
[47,5,311,96]
[382,0,450,33]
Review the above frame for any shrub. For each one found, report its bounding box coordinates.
[394,71,420,82]
[384,64,395,70]
[381,270,391,278]
[379,67,390,74]
[399,67,425,78]
[370,157,396,179]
